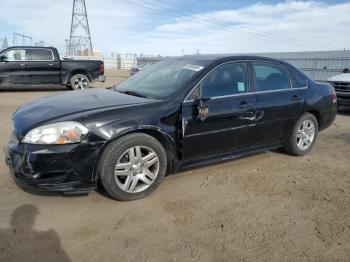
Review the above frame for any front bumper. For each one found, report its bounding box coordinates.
[5,139,104,193]
[336,91,350,106]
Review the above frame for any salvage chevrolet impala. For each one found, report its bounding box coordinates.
[5,55,337,200]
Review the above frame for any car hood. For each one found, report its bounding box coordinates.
[13,88,157,135]
[327,73,350,82]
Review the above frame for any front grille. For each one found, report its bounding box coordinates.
[331,81,350,92]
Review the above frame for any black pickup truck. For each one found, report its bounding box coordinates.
[0,46,105,90]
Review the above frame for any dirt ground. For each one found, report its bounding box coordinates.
[0,70,349,262]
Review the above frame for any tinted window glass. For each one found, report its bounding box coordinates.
[25,49,53,60]
[253,62,290,91]
[4,49,25,61]
[290,70,307,88]
[200,62,249,98]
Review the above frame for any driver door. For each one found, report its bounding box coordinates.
[0,48,29,86]
[181,61,257,161]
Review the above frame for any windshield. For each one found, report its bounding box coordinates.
[117,60,209,99]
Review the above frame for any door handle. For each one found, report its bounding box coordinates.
[48,63,54,66]
[239,101,254,108]
[239,109,256,121]
[291,95,302,101]
[19,63,26,66]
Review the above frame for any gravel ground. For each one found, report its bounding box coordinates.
[0,70,349,262]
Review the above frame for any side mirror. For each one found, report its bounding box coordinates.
[0,55,7,62]
[194,97,211,121]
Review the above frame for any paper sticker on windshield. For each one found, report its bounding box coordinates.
[237,82,246,92]
[183,64,204,72]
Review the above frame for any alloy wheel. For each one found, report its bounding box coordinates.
[74,76,88,89]
[296,119,316,150]
[114,145,160,193]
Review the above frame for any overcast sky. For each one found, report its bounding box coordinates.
[0,0,349,56]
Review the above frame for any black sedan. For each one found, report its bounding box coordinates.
[5,55,337,200]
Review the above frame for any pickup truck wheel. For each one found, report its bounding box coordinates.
[284,113,318,156]
[99,133,167,201]
[69,74,90,90]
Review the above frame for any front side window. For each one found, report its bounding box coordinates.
[198,62,249,98]
[253,62,290,92]
[4,49,25,61]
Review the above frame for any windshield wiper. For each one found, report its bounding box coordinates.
[117,90,148,98]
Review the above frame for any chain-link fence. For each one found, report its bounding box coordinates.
[65,50,350,82]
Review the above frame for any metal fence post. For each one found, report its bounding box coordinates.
[313,58,318,80]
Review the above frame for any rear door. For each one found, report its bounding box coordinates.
[0,48,29,86]
[25,48,60,84]
[181,61,257,161]
[251,61,303,147]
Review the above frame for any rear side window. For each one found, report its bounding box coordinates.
[25,49,53,61]
[253,62,290,92]
[290,70,307,88]
[200,62,249,98]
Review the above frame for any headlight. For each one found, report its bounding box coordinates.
[22,121,89,144]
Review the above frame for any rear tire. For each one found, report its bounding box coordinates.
[69,74,90,90]
[99,133,167,201]
[284,113,318,156]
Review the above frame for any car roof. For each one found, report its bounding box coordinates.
[173,54,285,64]
[162,54,298,71]
[4,46,53,49]
[0,46,55,53]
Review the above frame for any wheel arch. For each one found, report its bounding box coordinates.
[68,69,91,82]
[93,127,178,181]
[307,110,321,127]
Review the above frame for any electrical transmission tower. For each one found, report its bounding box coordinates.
[68,0,93,56]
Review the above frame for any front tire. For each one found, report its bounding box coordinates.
[284,113,318,156]
[99,133,167,201]
[69,74,90,90]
